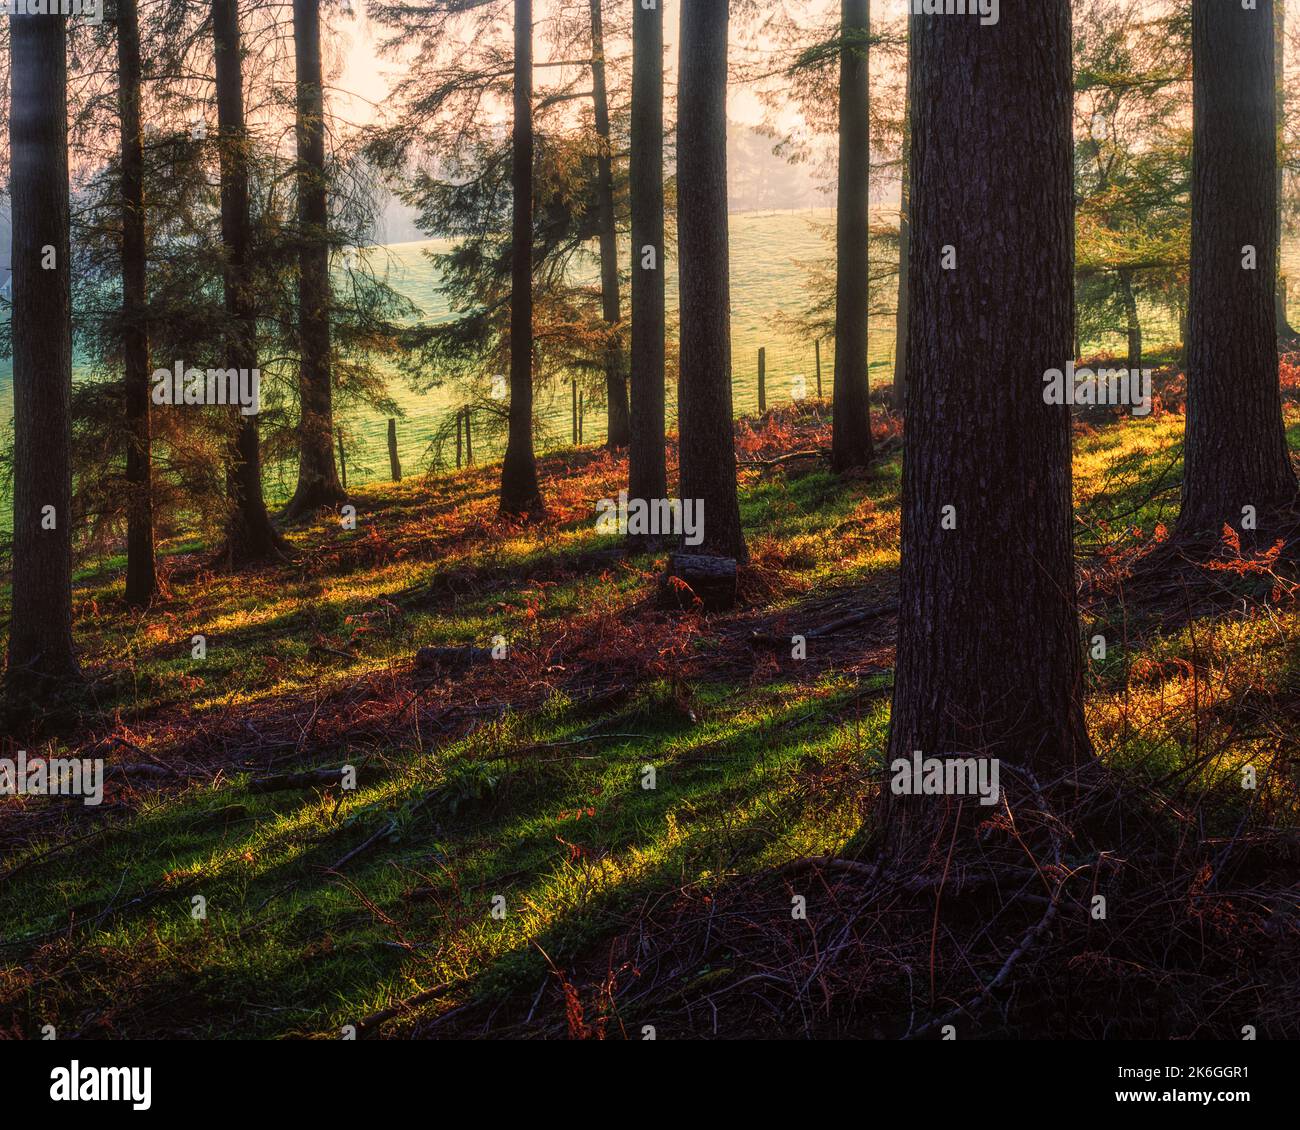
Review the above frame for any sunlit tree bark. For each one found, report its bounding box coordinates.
[885,3,1092,851]
[1181,0,1296,537]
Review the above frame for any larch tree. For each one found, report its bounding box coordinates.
[627,0,666,525]
[213,0,287,565]
[500,0,545,515]
[677,0,746,562]
[885,3,1092,848]
[119,0,159,606]
[366,0,615,469]
[590,0,630,449]
[831,0,873,471]
[285,0,347,516]
[1181,0,1297,538]
[1072,0,1188,380]
[6,9,81,695]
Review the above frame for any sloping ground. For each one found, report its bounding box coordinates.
[0,387,1297,1040]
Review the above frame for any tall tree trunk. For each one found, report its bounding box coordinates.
[677,0,746,562]
[590,0,630,450]
[119,0,158,607]
[1276,0,1297,343]
[885,2,1092,852]
[1182,0,1297,538]
[500,0,543,515]
[832,0,873,470]
[6,10,81,696]
[891,22,911,415]
[213,0,285,566]
[286,0,346,516]
[628,0,666,522]
[1118,267,1142,375]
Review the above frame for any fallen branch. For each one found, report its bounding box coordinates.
[247,767,351,793]
[737,449,828,468]
[750,601,896,646]
[415,645,495,671]
[106,763,177,781]
[778,854,883,881]
[354,982,456,1036]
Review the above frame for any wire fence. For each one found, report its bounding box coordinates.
[325,332,862,491]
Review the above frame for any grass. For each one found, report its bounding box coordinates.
[0,377,1297,1040]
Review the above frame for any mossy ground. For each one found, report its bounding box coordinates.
[2,363,1297,1039]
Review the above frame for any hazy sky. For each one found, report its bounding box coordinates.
[331,0,911,134]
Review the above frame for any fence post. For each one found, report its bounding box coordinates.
[336,428,347,491]
[572,378,578,444]
[577,392,584,444]
[456,409,463,469]
[387,418,401,482]
[758,347,766,415]
[815,339,823,399]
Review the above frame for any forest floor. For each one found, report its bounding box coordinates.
[1,354,1299,1040]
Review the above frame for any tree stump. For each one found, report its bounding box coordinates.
[660,553,737,612]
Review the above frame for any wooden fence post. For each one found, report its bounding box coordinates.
[387,418,401,482]
[336,429,347,490]
[758,347,766,415]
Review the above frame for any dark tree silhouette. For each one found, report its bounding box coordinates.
[628,0,666,524]
[885,3,1092,848]
[500,0,544,516]
[286,0,347,517]
[892,20,911,415]
[831,0,873,471]
[590,0,630,450]
[213,0,287,565]
[1276,0,1298,344]
[677,0,745,562]
[1181,0,1296,538]
[6,10,81,695]
[119,0,159,606]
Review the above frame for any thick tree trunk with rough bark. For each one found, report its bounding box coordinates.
[677,0,746,563]
[501,0,544,516]
[214,0,286,566]
[628,0,667,523]
[119,0,158,607]
[6,11,81,695]
[286,0,346,516]
[832,0,873,470]
[885,3,1092,852]
[1181,0,1297,538]
[590,0,630,450]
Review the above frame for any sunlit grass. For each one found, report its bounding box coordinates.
[0,400,1295,1037]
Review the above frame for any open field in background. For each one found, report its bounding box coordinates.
[5,208,1300,506]
[1,377,1296,1039]
[315,206,1216,479]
